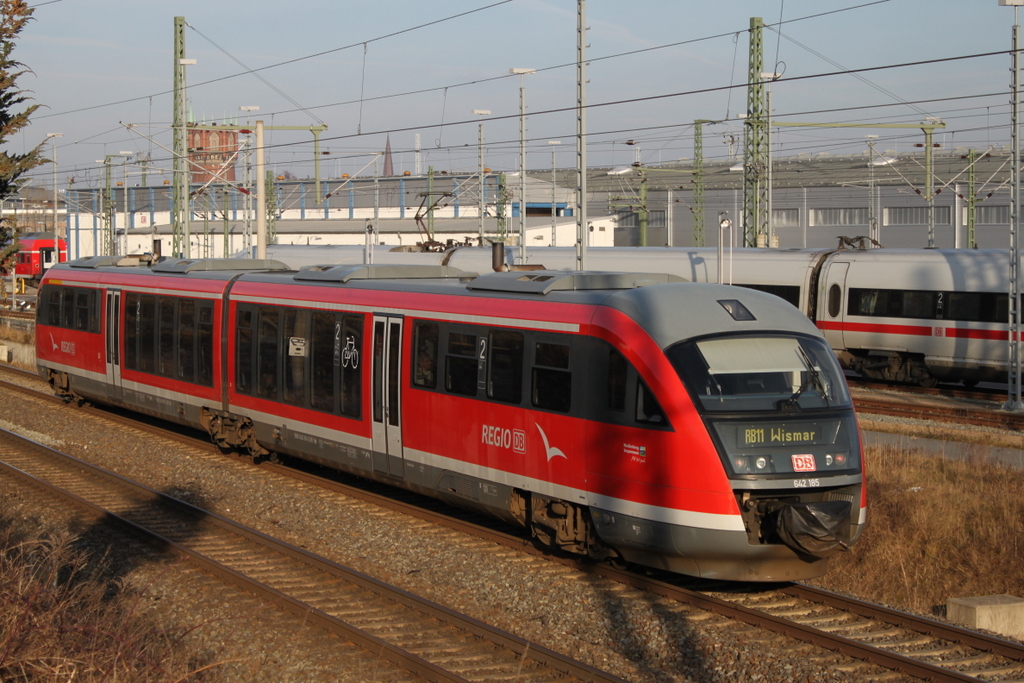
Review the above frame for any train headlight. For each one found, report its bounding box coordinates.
[823,452,848,467]
[755,456,768,470]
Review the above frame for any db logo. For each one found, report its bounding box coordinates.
[512,429,526,453]
[791,453,817,472]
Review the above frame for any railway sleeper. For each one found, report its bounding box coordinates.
[200,408,270,461]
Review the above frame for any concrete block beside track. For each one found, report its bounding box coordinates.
[948,594,1024,639]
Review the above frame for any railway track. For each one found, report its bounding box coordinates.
[0,424,627,683]
[5,370,1024,680]
[850,391,1024,431]
[847,377,1009,405]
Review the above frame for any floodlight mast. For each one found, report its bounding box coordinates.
[46,133,63,237]
[510,68,535,264]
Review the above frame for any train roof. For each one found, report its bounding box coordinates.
[242,265,821,348]
[826,248,1009,290]
[46,258,823,348]
[18,232,64,244]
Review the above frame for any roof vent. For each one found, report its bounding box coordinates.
[151,258,290,274]
[293,264,473,283]
[69,255,144,269]
[467,270,684,294]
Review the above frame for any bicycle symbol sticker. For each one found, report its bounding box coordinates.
[341,336,359,369]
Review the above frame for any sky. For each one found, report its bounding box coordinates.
[11,0,1024,191]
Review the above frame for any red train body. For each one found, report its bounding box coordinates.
[14,232,67,286]
[37,256,866,581]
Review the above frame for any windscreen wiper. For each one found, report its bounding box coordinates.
[778,346,830,412]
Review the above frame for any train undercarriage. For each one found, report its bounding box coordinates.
[841,350,939,388]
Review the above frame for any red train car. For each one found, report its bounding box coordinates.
[15,232,67,286]
[36,256,866,581]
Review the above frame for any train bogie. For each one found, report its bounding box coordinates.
[38,258,865,582]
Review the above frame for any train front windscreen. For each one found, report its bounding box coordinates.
[667,333,860,479]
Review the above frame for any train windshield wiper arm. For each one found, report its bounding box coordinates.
[797,345,830,407]
[779,346,830,412]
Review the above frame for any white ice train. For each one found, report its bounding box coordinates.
[253,243,1012,387]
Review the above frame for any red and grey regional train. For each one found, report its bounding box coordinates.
[264,243,1016,388]
[14,232,67,286]
[36,255,866,581]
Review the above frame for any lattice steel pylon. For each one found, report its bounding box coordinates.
[172,16,189,258]
[693,119,712,246]
[743,17,767,248]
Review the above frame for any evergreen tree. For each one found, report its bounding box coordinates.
[0,0,44,300]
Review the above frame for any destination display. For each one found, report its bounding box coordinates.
[741,425,825,447]
[711,418,855,478]
[714,419,843,452]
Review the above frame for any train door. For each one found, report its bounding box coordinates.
[104,290,123,399]
[371,315,405,478]
[820,261,849,350]
[39,247,57,273]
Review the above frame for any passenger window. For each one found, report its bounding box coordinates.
[137,296,157,374]
[124,292,139,370]
[44,286,61,327]
[445,332,478,397]
[608,349,627,412]
[177,299,195,383]
[310,311,336,412]
[283,308,307,407]
[257,308,280,400]
[236,308,254,395]
[197,304,213,387]
[340,314,363,418]
[74,289,91,331]
[532,342,571,412]
[902,291,936,319]
[827,284,842,318]
[61,288,75,329]
[158,298,176,377]
[636,381,666,425]
[487,330,523,404]
[412,321,439,389]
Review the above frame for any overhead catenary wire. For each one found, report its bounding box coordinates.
[218,50,1017,166]
[38,0,996,183]
[186,22,326,127]
[23,85,1018,186]
[28,13,1022,182]
[34,0,888,125]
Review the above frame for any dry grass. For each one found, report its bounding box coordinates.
[0,323,33,346]
[813,444,1024,616]
[0,522,222,682]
